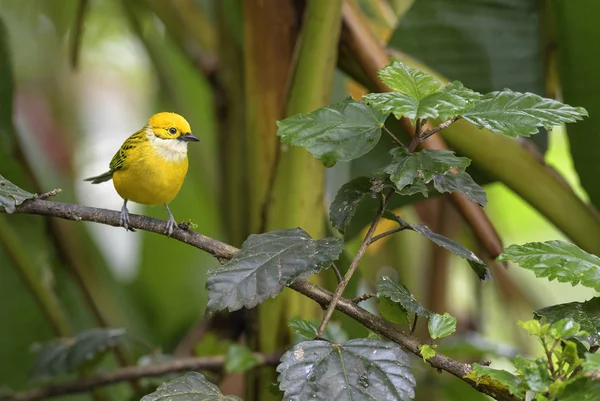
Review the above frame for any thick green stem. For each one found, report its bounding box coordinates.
[0,215,71,336]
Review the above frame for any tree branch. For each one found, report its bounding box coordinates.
[2,353,282,401]
[4,198,518,401]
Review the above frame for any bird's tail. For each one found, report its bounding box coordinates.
[84,171,113,184]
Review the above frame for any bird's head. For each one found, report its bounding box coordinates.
[148,112,199,143]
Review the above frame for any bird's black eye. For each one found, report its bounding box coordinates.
[168,127,177,135]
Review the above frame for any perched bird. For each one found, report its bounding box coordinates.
[85,112,199,236]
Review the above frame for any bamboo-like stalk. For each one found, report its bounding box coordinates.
[0,215,72,336]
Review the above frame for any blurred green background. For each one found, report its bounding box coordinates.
[1,1,599,400]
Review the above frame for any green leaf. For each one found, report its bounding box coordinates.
[560,377,600,401]
[381,148,471,192]
[276,98,389,167]
[513,355,551,393]
[288,318,349,344]
[288,317,319,340]
[377,296,410,325]
[428,312,457,339]
[419,344,435,362]
[30,328,126,379]
[376,276,432,318]
[583,353,600,373]
[518,320,547,337]
[141,372,242,401]
[498,241,600,291]
[548,319,586,340]
[0,174,35,214]
[462,90,588,137]
[432,172,487,206]
[555,0,600,216]
[377,59,442,99]
[364,80,481,122]
[409,224,490,280]
[535,298,600,346]
[277,339,416,401]
[206,229,343,314]
[329,177,373,234]
[468,364,525,397]
[224,345,259,374]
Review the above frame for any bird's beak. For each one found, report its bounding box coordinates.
[179,133,199,142]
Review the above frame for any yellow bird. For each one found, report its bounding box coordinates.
[84,112,199,236]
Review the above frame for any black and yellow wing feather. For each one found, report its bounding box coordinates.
[84,128,147,184]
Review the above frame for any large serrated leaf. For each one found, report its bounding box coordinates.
[205,228,343,314]
[376,276,432,318]
[534,297,600,346]
[30,328,126,379]
[432,172,487,206]
[276,98,389,167]
[409,224,489,280]
[0,174,35,214]
[141,372,242,401]
[277,339,416,401]
[462,90,588,137]
[498,240,600,291]
[329,176,373,234]
[381,148,471,194]
[377,59,442,99]
[364,80,481,122]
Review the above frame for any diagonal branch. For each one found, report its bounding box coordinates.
[4,198,518,401]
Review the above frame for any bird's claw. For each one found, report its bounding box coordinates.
[120,201,135,232]
[166,215,177,237]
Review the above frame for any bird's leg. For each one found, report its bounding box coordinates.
[119,199,135,232]
[164,204,177,236]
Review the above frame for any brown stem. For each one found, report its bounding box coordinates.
[2,352,282,401]
[316,190,391,336]
[419,116,460,143]
[351,293,376,303]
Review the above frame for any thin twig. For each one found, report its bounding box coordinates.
[383,125,405,147]
[418,116,459,143]
[36,188,62,200]
[5,198,519,401]
[2,352,282,401]
[351,293,376,304]
[330,263,343,284]
[316,189,392,337]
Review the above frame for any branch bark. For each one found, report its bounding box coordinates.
[4,198,518,401]
[2,353,281,401]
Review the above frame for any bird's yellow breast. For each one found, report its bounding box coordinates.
[112,139,189,206]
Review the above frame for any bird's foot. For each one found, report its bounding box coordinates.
[120,201,136,232]
[166,214,177,237]
[165,204,177,237]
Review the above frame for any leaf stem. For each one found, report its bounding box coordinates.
[369,225,409,244]
[410,314,419,335]
[331,263,343,284]
[383,125,405,147]
[316,189,393,337]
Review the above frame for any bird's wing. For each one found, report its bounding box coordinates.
[109,128,147,172]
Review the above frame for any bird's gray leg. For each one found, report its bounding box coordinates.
[119,199,135,231]
[165,204,177,236]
